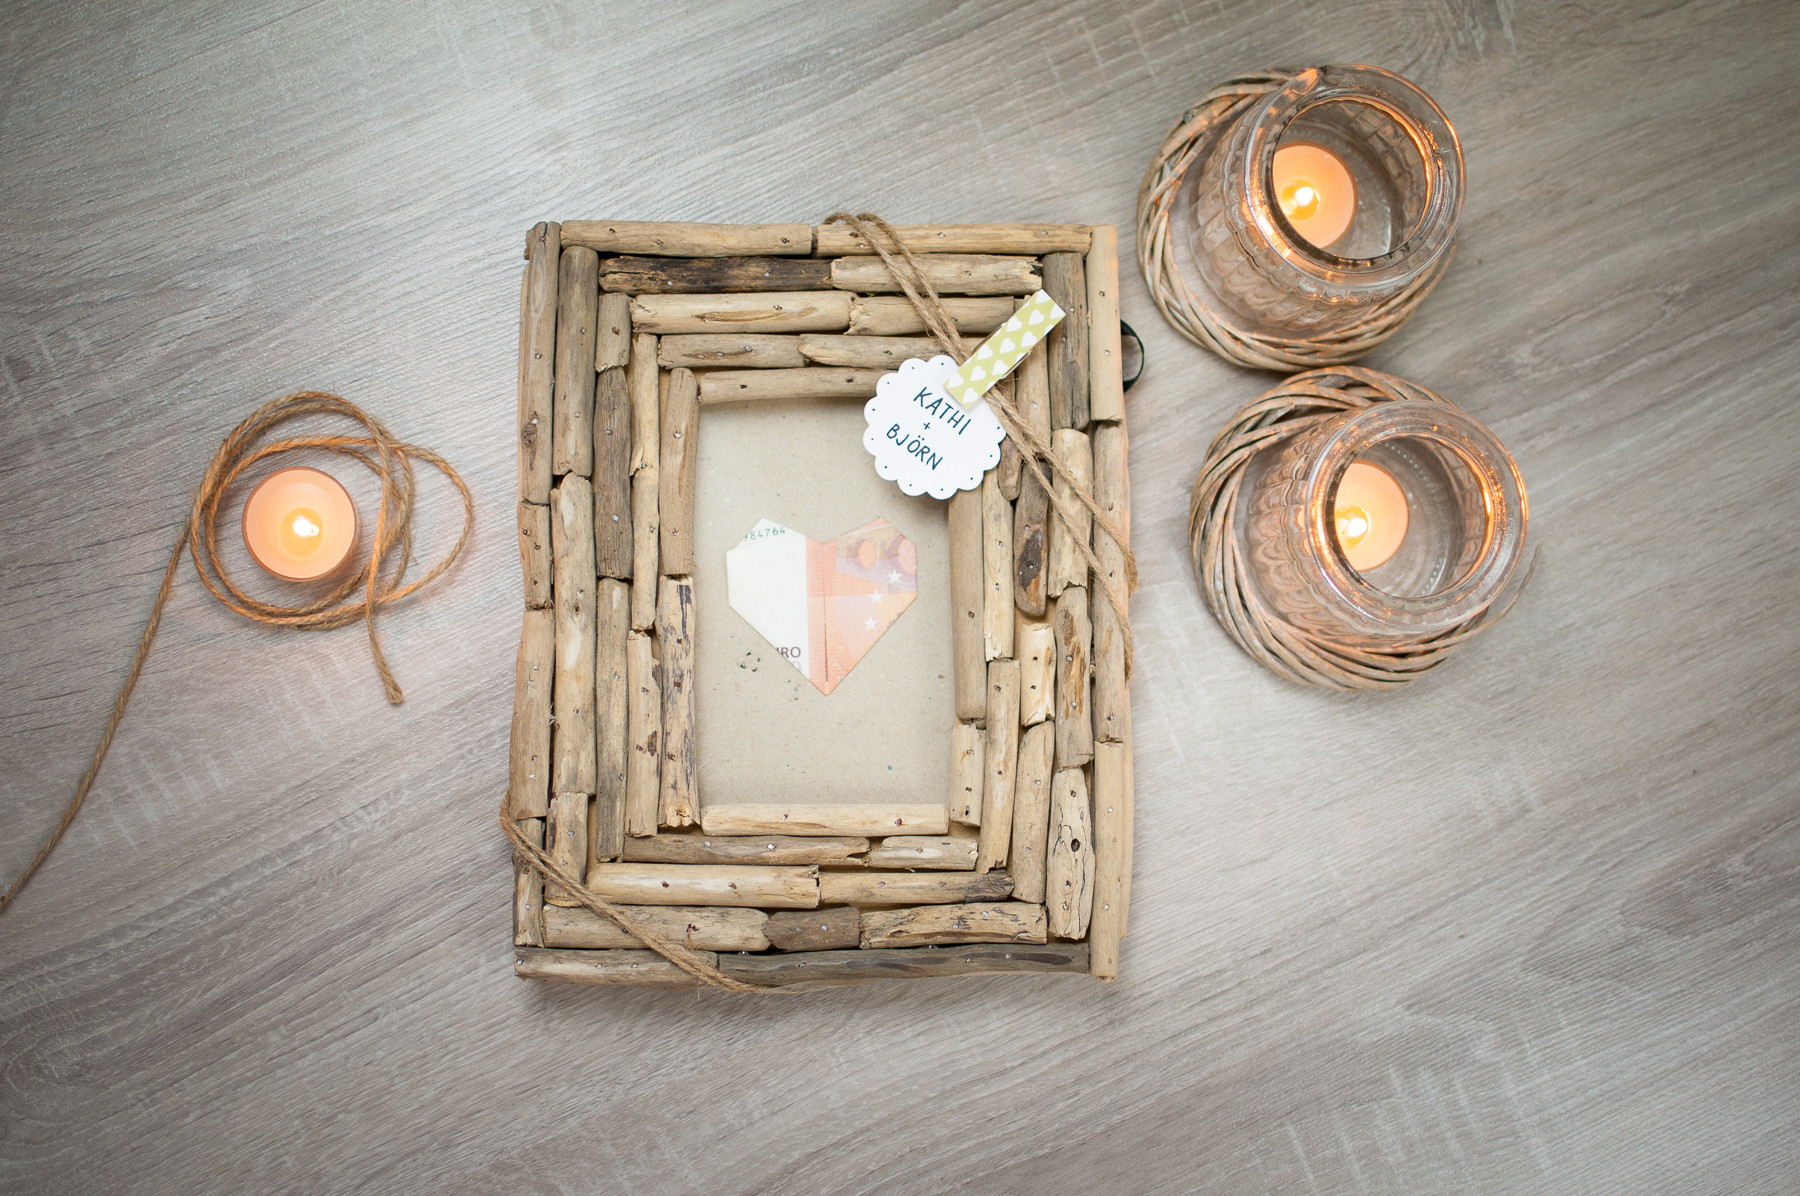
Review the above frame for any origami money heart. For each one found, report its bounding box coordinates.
[726,517,918,695]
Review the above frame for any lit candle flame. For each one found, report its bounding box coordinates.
[1336,506,1370,548]
[290,514,321,539]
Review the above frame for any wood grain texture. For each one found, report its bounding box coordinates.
[830,254,1042,295]
[1043,252,1089,429]
[592,365,631,577]
[658,367,698,574]
[550,475,596,794]
[517,221,559,503]
[846,295,1014,336]
[763,904,861,952]
[866,833,978,870]
[624,630,661,838]
[695,367,883,404]
[860,901,1047,948]
[592,578,629,862]
[542,903,771,952]
[816,223,1092,256]
[622,832,869,866]
[977,658,1020,873]
[515,501,551,609]
[818,870,1013,907]
[601,255,831,293]
[629,291,852,334]
[948,486,985,721]
[3,3,1797,1192]
[582,863,819,908]
[562,220,812,255]
[551,245,599,476]
[655,334,807,369]
[655,576,697,828]
[595,292,630,370]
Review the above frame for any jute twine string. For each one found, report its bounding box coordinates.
[1190,367,1529,690]
[1135,69,1454,371]
[0,392,473,918]
[504,214,1141,991]
[822,212,1138,679]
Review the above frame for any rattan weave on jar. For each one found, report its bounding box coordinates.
[1136,70,1454,371]
[1189,367,1524,690]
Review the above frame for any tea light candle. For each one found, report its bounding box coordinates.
[1333,460,1408,572]
[242,467,357,580]
[1273,142,1356,249]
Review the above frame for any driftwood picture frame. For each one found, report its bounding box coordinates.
[506,221,1134,988]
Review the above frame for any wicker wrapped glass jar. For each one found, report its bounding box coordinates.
[1242,401,1526,643]
[1189,64,1462,337]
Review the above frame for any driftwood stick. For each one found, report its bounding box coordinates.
[1013,471,1049,617]
[860,902,1047,948]
[584,863,819,908]
[697,368,885,405]
[594,578,629,864]
[1016,333,1053,445]
[551,476,597,794]
[949,486,985,721]
[659,368,698,574]
[1016,615,1054,726]
[630,291,852,335]
[816,223,1092,256]
[543,904,771,952]
[561,220,813,256]
[1044,252,1089,430]
[514,947,711,988]
[866,833,978,871]
[1048,428,1093,597]
[1046,769,1095,939]
[764,906,862,952]
[624,631,661,837]
[982,469,1014,661]
[1054,586,1094,769]
[552,245,599,476]
[596,293,631,370]
[699,805,947,837]
[518,221,559,503]
[715,942,1090,988]
[1008,722,1055,904]
[1085,225,1125,423]
[1089,740,1130,980]
[511,816,545,946]
[594,366,632,578]
[657,577,697,828]
[797,334,944,369]
[623,833,869,866]
[603,255,831,293]
[1090,421,1130,742]
[628,333,660,629]
[950,721,985,827]
[977,659,1020,873]
[657,334,806,369]
[543,790,590,907]
[628,334,660,473]
[516,501,551,609]
[830,254,1041,296]
[819,870,1012,907]
[847,295,1016,337]
[507,608,554,818]
[630,469,659,631]
[997,439,1023,501]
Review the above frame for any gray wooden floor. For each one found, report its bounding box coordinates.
[3,1,1796,1192]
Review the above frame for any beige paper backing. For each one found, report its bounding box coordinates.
[692,397,952,816]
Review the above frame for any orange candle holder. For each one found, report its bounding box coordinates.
[241,467,358,581]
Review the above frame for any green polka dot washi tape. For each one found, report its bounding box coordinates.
[944,289,1065,408]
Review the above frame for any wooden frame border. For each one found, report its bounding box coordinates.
[507,222,1133,986]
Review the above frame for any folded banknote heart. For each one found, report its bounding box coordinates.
[725,517,918,695]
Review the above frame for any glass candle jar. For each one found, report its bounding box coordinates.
[1242,402,1526,642]
[1186,65,1463,337]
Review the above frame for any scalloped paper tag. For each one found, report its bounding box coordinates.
[862,355,1005,499]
